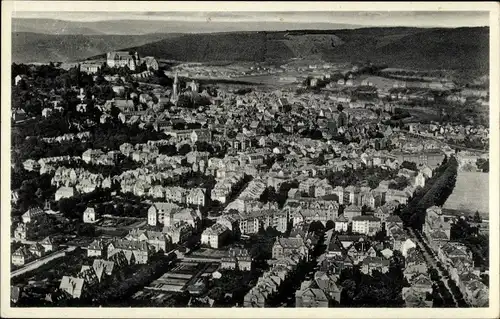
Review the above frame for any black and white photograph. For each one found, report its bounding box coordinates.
[1,1,499,318]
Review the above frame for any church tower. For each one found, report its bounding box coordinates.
[173,72,179,99]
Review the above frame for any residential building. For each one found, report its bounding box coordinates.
[40,236,57,253]
[142,56,159,70]
[437,242,474,272]
[423,206,451,250]
[126,229,171,253]
[79,63,101,74]
[147,202,180,226]
[343,205,362,222]
[385,223,404,248]
[220,247,252,271]
[59,276,87,299]
[107,239,152,264]
[29,243,46,258]
[163,222,194,244]
[334,215,349,232]
[238,210,288,235]
[295,281,329,307]
[23,159,41,172]
[148,203,201,229]
[83,207,98,223]
[284,198,339,226]
[385,189,410,205]
[346,241,377,265]
[12,246,34,266]
[404,248,428,280]
[243,266,289,307]
[352,215,381,236]
[272,237,308,260]
[87,239,108,258]
[360,256,390,275]
[314,179,335,198]
[14,223,31,241]
[295,271,343,307]
[55,186,75,201]
[337,234,366,249]
[89,259,117,282]
[186,188,207,207]
[385,215,404,232]
[82,149,105,164]
[458,272,489,307]
[402,287,433,307]
[21,207,45,224]
[392,150,445,169]
[201,223,231,248]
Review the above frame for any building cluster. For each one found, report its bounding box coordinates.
[409,123,488,142]
[40,132,92,144]
[243,236,309,307]
[13,208,52,242]
[437,242,488,307]
[79,52,159,74]
[421,206,489,307]
[12,208,57,266]
[11,57,490,308]
[51,167,107,200]
[59,246,142,299]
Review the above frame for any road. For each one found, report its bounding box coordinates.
[407,228,460,307]
[414,229,468,305]
[11,246,76,278]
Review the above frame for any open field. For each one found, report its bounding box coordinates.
[443,172,489,218]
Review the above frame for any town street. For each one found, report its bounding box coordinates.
[407,228,459,307]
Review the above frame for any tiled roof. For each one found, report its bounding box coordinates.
[352,215,381,222]
[276,237,305,249]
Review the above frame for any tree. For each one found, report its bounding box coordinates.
[388,176,410,190]
[309,221,325,235]
[177,94,193,108]
[341,279,357,303]
[59,198,78,218]
[429,268,440,282]
[451,217,476,240]
[178,143,192,156]
[400,161,418,171]
[76,223,96,237]
[476,158,489,172]
[208,287,224,302]
[313,152,327,166]
[35,188,43,199]
[390,249,405,270]
[159,143,178,156]
[260,186,277,203]
[193,94,211,107]
[325,220,335,231]
[473,211,482,223]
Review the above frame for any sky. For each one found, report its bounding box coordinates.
[13,11,490,28]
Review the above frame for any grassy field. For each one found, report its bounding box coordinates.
[443,172,489,218]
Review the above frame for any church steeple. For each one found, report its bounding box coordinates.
[196,205,203,222]
[173,72,179,98]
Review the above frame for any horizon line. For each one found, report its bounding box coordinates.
[11,11,490,28]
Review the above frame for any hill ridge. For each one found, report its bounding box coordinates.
[12,27,489,74]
